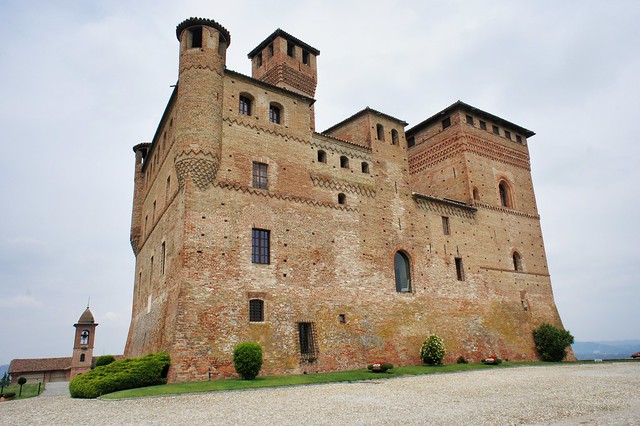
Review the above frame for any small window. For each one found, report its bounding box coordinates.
[516,135,522,144]
[161,242,166,275]
[298,322,318,360]
[256,53,262,67]
[249,299,264,322]
[338,314,346,324]
[442,216,450,235]
[80,330,89,345]
[479,120,487,130]
[80,353,85,363]
[317,150,327,163]
[239,95,252,116]
[442,117,451,129]
[513,252,522,271]
[492,125,500,135]
[504,130,512,140]
[407,136,415,148]
[189,27,203,48]
[394,251,411,292]
[251,228,270,264]
[268,43,274,57]
[287,41,295,57]
[269,104,281,124]
[302,50,310,65]
[391,129,399,145]
[361,162,370,174]
[252,162,268,190]
[340,156,349,169]
[498,180,512,208]
[455,257,464,281]
[165,176,171,201]
[466,115,474,125]
[376,124,385,140]
[338,193,346,205]
[472,187,479,200]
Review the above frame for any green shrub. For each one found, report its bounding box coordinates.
[17,377,26,386]
[69,352,170,398]
[95,355,117,367]
[456,356,468,364]
[533,323,574,362]
[420,335,446,365]
[3,391,15,398]
[233,342,263,380]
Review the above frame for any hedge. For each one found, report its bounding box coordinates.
[69,352,170,398]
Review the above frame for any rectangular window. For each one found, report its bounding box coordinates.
[504,130,511,140]
[298,322,318,360]
[492,125,500,135]
[256,52,262,67]
[252,162,268,189]
[239,96,251,116]
[479,120,487,130]
[516,135,522,144]
[252,228,270,264]
[161,242,166,275]
[466,115,474,125]
[302,50,310,65]
[189,27,202,48]
[442,216,450,235]
[287,41,295,57]
[442,117,451,129]
[249,299,264,322]
[268,43,274,57]
[407,136,415,148]
[455,257,465,281]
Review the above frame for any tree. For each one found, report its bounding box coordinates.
[533,323,574,362]
[0,372,10,394]
[17,376,26,396]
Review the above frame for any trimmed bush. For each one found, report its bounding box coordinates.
[420,335,446,366]
[367,363,394,373]
[95,354,117,367]
[233,342,263,380]
[533,323,574,362]
[69,352,170,398]
[3,391,16,399]
[456,356,468,364]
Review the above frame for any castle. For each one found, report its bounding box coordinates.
[124,17,570,382]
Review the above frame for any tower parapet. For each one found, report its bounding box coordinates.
[174,18,230,190]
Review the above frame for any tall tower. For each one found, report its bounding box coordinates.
[173,17,230,191]
[248,29,320,129]
[70,307,97,379]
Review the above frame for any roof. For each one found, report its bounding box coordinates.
[176,17,231,45]
[406,100,535,138]
[248,28,320,58]
[322,107,408,135]
[9,357,71,374]
[76,307,96,324]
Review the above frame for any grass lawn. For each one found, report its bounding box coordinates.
[1,382,44,400]
[102,361,546,400]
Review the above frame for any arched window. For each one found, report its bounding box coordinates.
[391,129,399,145]
[361,162,369,173]
[340,156,349,169]
[338,193,346,205]
[239,95,252,116]
[376,124,385,141]
[513,252,522,271]
[80,330,89,345]
[249,299,264,322]
[317,150,327,163]
[79,353,85,363]
[394,251,411,292]
[498,180,513,208]
[472,187,479,200]
[269,103,282,124]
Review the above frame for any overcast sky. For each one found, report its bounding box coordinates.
[1,0,638,365]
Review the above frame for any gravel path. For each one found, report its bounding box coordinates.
[1,363,638,425]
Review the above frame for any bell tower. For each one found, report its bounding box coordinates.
[70,306,98,379]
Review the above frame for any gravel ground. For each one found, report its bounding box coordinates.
[1,363,638,425]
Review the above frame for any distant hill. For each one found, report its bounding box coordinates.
[573,340,640,360]
[0,364,7,377]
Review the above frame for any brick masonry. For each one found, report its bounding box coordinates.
[124,17,573,382]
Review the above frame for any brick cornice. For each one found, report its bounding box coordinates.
[310,173,376,197]
[474,202,540,219]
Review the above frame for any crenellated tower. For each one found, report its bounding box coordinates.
[173,18,230,191]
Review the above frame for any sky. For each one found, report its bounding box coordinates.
[1,0,638,365]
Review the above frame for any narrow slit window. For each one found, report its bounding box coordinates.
[391,129,399,145]
[455,257,464,281]
[442,216,450,235]
[513,252,522,271]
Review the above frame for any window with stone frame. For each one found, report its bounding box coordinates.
[249,299,264,322]
[251,228,270,264]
